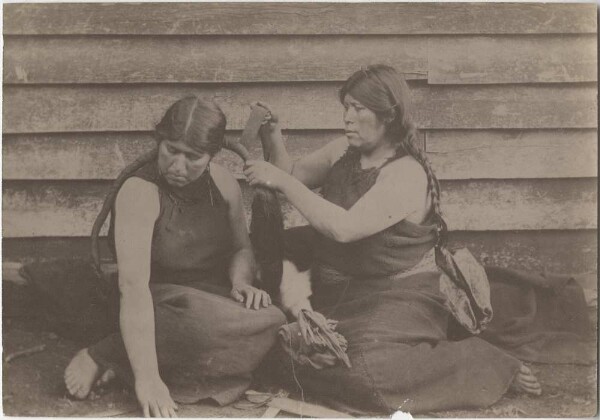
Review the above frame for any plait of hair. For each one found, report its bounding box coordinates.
[397,122,448,249]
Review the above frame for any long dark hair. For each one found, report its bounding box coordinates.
[91,96,227,271]
[155,96,227,156]
[339,64,448,247]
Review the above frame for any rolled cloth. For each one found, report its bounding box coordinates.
[278,309,351,370]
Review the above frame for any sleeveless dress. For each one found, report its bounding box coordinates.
[276,149,524,414]
[88,161,286,405]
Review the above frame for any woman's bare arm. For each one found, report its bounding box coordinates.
[257,110,348,189]
[289,137,348,189]
[245,157,429,243]
[114,177,177,417]
[210,163,271,310]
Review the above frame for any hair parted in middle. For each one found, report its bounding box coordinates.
[339,64,448,247]
[155,96,227,157]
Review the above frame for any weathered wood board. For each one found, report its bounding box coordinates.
[4,84,597,133]
[2,2,597,285]
[3,130,596,180]
[6,35,596,85]
[426,129,598,179]
[4,3,595,35]
[4,230,596,275]
[1,131,336,180]
[3,178,596,237]
[428,35,597,84]
[3,36,427,84]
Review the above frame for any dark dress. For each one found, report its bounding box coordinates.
[88,161,286,405]
[275,148,579,414]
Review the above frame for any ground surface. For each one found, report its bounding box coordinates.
[2,283,598,418]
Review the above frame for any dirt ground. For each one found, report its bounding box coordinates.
[2,284,597,418]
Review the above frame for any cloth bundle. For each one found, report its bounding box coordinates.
[278,309,351,370]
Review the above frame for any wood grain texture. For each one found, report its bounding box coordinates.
[2,131,337,180]
[4,230,597,275]
[3,130,594,181]
[1,180,305,238]
[440,178,597,231]
[4,36,427,84]
[4,83,597,133]
[6,35,596,85]
[428,35,597,84]
[4,3,596,35]
[426,129,598,179]
[3,178,596,237]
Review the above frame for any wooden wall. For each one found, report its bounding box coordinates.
[3,3,597,274]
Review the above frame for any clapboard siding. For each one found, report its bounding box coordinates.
[3,36,428,84]
[426,129,598,180]
[428,35,597,84]
[4,84,597,133]
[2,180,304,238]
[4,3,595,35]
[3,178,596,238]
[4,230,597,275]
[6,35,596,85]
[3,129,596,181]
[1,131,335,180]
[2,3,597,275]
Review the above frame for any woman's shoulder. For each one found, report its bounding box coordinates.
[119,176,159,196]
[115,177,160,220]
[379,155,428,187]
[117,177,160,206]
[209,162,242,200]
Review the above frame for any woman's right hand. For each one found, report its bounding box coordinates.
[135,377,178,417]
[252,101,280,137]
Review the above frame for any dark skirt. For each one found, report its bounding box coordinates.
[273,269,521,414]
[89,279,286,405]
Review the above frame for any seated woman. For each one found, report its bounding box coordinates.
[64,97,286,417]
[244,65,543,414]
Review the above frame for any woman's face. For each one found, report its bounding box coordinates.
[342,94,388,152]
[158,140,211,187]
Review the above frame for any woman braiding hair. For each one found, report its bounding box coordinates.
[339,64,449,254]
[244,64,542,415]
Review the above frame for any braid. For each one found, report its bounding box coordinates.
[340,63,449,253]
[397,122,448,250]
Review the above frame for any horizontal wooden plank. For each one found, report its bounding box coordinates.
[3,36,427,84]
[1,180,306,238]
[3,129,595,181]
[429,35,597,84]
[4,230,597,275]
[440,178,596,231]
[4,3,596,35]
[4,84,597,133]
[5,35,595,85]
[2,131,337,180]
[3,178,596,238]
[426,129,598,179]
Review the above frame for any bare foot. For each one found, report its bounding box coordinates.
[510,364,542,396]
[64,349,101,399]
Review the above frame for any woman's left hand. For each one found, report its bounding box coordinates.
[243,161,287,190]
[231,284,272,310]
